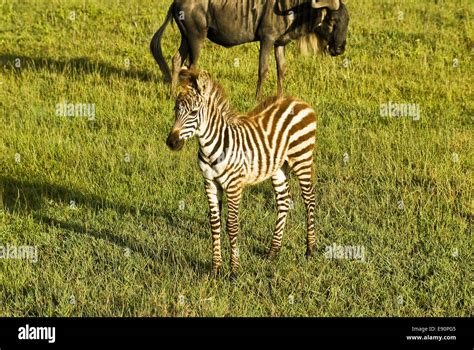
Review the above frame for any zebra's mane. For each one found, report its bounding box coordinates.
[181,70,289,124]
[209,80,292,123]
[207,80,240,122]
[247,96,283,117]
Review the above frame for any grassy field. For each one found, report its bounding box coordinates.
[0,0,472,317]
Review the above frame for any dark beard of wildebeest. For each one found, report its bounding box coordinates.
[150,0,349,99]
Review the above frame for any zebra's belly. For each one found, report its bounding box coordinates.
[199,151,287,189]
[242,156,288,185]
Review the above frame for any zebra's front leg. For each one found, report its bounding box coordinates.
[268,169,290,259]
[226,185,242,275]
[204,180,223,276]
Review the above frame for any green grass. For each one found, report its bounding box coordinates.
[0,0,472,316]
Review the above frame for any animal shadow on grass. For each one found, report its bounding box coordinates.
[1,176,212,276]
[0,54,154,82]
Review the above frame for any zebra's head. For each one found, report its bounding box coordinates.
[166,68,212,151]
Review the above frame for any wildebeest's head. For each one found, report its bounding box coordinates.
[312,0,349,56]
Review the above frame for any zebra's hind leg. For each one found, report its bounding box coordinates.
[293,161,316,257]
[268,169,290,260]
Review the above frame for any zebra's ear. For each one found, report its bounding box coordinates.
[196,70,212,94]
[178,68,204,92]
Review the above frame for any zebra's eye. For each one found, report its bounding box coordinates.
[189,108,199,116]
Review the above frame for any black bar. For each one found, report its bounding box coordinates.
[0,317,471,347]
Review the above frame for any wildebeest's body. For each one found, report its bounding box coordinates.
[151,0,349,97]
[205,1,297,46]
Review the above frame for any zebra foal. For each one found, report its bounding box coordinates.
[166,68,317,276]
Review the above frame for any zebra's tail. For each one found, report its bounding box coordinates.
[150,4,174,83]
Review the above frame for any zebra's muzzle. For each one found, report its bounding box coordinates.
[166,131,184,151]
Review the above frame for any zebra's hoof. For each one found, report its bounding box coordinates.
[211,267,222,279]
[230,271,239,281]
[267,251,279,260]
[305,247,316,258]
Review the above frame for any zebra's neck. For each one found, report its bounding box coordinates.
[196,87,234,159]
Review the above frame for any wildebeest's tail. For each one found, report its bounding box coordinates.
[150,4,174,83]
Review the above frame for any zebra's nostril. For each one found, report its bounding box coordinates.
[166,132,184,151]
[166,133,176,149]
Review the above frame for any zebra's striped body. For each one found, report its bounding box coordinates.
[197,96,316,188]
[167,69,317,276]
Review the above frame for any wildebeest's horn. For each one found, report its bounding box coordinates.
[311,0,340,10]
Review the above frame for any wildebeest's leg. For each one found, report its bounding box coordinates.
[274,45,286,96]
[204,179,223,276]
[171,39,189,91]
[226,184,242,276]
[188,36,205,70]
[294,162,316,257]
[256,38,274,99]
[268,169,290,259]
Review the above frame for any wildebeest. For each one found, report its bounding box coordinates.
[150,0,349,98]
